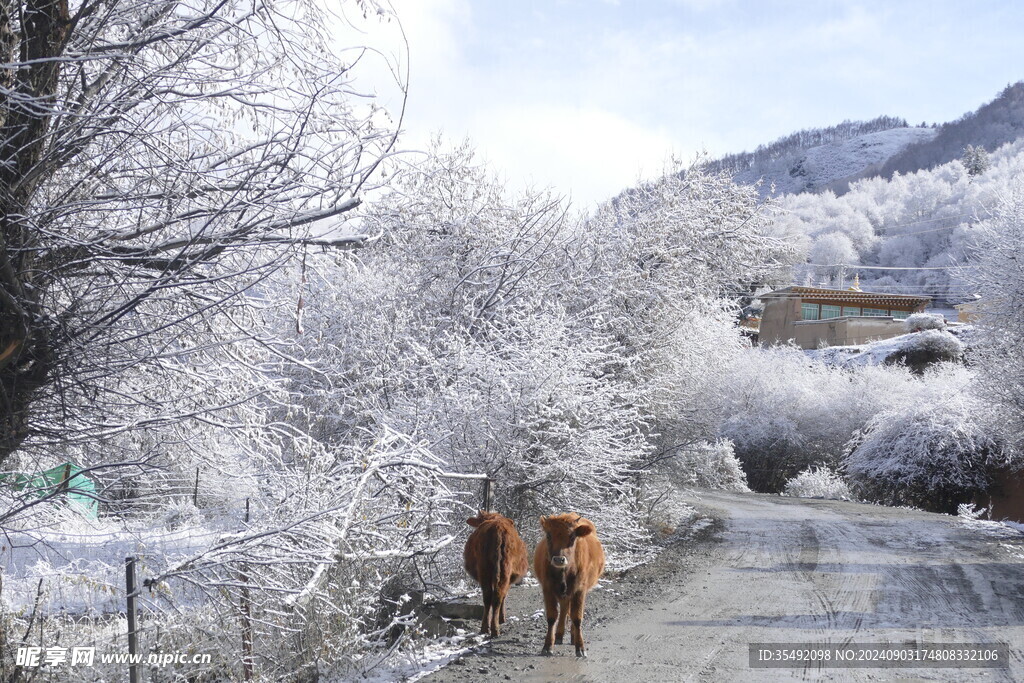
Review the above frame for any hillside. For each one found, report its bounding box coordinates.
[880,82,1024,177]
[704,82,1024,198]
[733,127,936,196]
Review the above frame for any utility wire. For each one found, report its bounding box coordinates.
[803,262,975,271]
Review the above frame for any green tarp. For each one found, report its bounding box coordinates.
[1,462,98,519]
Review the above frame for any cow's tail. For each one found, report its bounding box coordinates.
[494,532,507,593]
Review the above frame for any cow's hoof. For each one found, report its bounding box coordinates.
[541,648,553,656]
[576,649,587,659]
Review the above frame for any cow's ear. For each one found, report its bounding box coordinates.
[467,516,482,527]
[573,521,595,537]
[539,515,547,528]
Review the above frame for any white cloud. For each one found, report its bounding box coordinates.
[387,0,469,76]
[359,0,1024,209]
[469,104,680,208]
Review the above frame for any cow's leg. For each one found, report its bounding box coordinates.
[554,597,569,644]
[490,584,507,637]
[541,588,558,654]
[498,592,507,624]
[570,592,587,658]
[489,599,500,637]
[480,585,494,635]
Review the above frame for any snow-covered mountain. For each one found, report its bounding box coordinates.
[734,126,937,196]
[703,82,1024,199]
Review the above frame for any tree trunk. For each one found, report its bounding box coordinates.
[0,0,69,465]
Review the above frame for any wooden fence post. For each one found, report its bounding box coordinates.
[58,463,72,494]
[240,498,253,681]
[482,477,493,512]
[125,556,140,683]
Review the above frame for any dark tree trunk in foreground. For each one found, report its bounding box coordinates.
[0,0,69,461]
[0,0,400,466]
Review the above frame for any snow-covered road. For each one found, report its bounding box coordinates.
[426,491,1024,682]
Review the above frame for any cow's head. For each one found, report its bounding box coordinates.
[467,510,502,527]
[540,513,595,571]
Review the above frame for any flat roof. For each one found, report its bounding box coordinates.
[766,286,931,308]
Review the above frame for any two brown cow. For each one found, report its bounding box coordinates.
[463,510,605,658]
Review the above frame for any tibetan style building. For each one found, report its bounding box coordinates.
[759,285,931,349]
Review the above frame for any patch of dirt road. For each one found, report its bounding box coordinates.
[422,490,1024,682]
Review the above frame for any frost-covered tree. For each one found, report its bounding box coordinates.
[967,187,1024,452]
[962,144,991,176]
[273,144,658,551]
[587,163,796,460]
[0,0,402,466]
[809,231,857,285]
[779,137,1024,302]
[0,2,417,676]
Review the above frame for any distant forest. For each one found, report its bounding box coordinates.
[880,82,1024,177]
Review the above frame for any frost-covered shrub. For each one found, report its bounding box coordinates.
[957,502,988,520]
[156,500,203,530]
[881,329,964,374]
[718,347,975,492]
[667,440,750,492]
[784,466,852,500]
[629,473,703,554]
[904,312,947,332]
[904,328,963,356]
[718,346,921,491]
[843,392,1011,513]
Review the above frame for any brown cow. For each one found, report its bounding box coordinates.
[534,513,604,658]
[464,510,529,637]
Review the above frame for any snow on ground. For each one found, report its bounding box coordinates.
[340,636,480,683]
[958,516,1024,560]
[805,328,962,368]
[1,502,225,615]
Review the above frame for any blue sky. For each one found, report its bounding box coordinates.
[375,0,1024,208]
